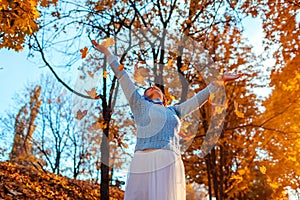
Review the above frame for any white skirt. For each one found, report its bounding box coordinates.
[124,149,186,200]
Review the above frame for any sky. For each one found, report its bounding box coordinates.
[0,16,267,114]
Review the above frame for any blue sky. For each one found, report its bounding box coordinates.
[0,16,266,114]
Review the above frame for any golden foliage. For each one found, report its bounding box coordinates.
[0,0,56,50]
[0,161,124,199]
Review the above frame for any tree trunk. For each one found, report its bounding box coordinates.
[10,86,42,166]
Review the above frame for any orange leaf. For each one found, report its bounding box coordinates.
[180,65,188,72]
[76,109,88,120]
[167,59,174,68]
[234,101,244,118]
[80,47,88,59]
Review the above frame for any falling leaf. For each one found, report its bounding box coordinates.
[259,166,266,174]
[238,169,246,176]
[85,88,98,99]
[167,59,174,68]
[121,143,128,149]
[269,182,279,189]
[76,109,88,120]
[133,65,151,86]
[101,38,115,48]
[91,122,102,130]
[214,105,225,114]
[180,65,188,72]
[87,71,94,78]
[80,47,88,59]
[234,101,244,118]
[164,88,175,102]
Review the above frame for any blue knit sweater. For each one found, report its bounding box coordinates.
[107,55,217,154]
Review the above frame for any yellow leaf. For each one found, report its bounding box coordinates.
[235,110,245,118]
[259,166,266,174]
[101,38,115,48]
[269,182,279,189]
[238,169,245,175]
[234,101,244,118]
[167,59,174,68]
[214,105,225,114]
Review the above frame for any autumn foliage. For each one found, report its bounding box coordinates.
[0,161,124,200]
[1,0,300,199]
[0,0,58,51]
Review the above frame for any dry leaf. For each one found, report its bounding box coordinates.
[76,109,88,120]
[133,66,151,86]
[180,65,188,72]
[80,47,88,59]
[87,71,94,78]
[85,88,98,99]
[234,101,244,118]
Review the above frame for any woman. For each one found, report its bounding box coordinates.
[93,40,241,200]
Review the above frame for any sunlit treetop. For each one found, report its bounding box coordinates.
[0,0,57,51]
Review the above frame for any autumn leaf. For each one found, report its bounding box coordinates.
[76,109,88,120]
[133,65,151,86]
[87,71,94,78]
[213,105,225,115]
[234,101,244,118]
[259,166,266,174]
[180,65,188,72]
[167,59,174,68]
[237,169,246,176]
[101,38,115,48]
[121,143,128,149]
[269,182,279,189]
[80,47,88,59]
[85,88,98,99]
[164,89,175,101]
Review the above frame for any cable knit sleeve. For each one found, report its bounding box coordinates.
[173,83,218,119]
[106,54,143,112]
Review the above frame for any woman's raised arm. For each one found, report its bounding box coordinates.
[174,73,242,119]
[92,40,143,109]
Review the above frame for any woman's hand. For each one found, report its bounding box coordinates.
[92,40,111,56]
[222,72,243,82]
